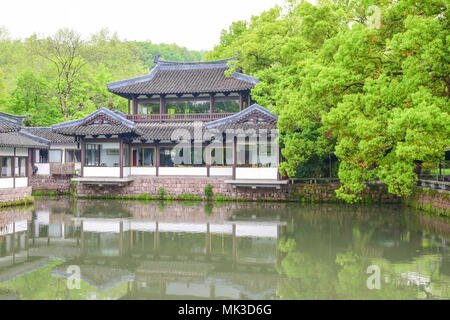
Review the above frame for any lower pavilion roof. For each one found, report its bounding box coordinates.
[29,104,278,143]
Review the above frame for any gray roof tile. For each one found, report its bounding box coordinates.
[107,59,259,96]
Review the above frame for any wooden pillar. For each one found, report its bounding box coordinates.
[119,138,124,178]
[127,98,131,115]
[80,139,85,177]
[132,96,138,115]
[239,93,244,111]
[27,149,32,186]
[12,148,16,188]
[247,92,251,107]
[276,141,281,181]
[159,95,165,122]
[209,94,215,114]
[232,136,237,180]
[155,143,160,177]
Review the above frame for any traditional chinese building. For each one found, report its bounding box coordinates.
[0,112,49,204]
[28,57,286,195]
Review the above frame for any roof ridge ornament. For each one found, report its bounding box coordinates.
[153,54,162,65]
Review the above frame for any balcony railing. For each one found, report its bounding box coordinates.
[126,113,236,122]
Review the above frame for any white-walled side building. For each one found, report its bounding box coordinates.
[0,113,49,205]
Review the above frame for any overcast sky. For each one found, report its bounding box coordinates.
[0,0,288,51]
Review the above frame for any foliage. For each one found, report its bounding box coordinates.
[204,184,214,198]
[207,0,450,202]
[0,28,204,124]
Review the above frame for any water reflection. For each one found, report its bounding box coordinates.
[0,199,449,300]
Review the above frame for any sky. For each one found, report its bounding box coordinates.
[0,0,287,51]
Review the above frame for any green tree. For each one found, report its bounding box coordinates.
[5,70,62,126]
[207,0,449,201]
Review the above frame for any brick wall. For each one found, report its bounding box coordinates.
[76,176,399,203]
[30,175,72,193]
[404,188,450,216]
[0,186,32,204]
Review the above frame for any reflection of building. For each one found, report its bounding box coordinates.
[0,200,287,299]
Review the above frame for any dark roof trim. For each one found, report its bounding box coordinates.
[0,112,29,125]
[52,107,135,130]
[205,104,277,129]
[17,130,50,146]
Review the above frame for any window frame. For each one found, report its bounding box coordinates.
[65,149,82,163]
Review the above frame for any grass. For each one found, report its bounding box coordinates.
[0,196,35,208]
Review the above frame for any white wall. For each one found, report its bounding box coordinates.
[0,178,14,189]
[210,167,233,177]
[15,177,28,188]
[159,167,207,176]
[128,167,156,176]
[35,163,50,175]
[83,167,120,178]
[236,167,278,180]
[15,148,28,157]
[0,147,14,156]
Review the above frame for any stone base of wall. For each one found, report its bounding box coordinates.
[30,175,72,193]
[75,176,399,203]
[0,186,33,206]
[404,188,450,216]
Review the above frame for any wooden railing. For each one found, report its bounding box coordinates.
[126,113,235,122]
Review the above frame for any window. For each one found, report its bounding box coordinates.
[132,147,155,167]
[49,150,62,163]
[15,157,27,177]
[0,157,12,177]
[38,149,48,163]
[236,138,277,167]
[214,99,240,113]
[159,147,175,167]
[138,102,160,115]
[65,149,81,163]
[159,145,206,167]
[210,146,233,166]
[166,99,210,114]
[85,143,120,167]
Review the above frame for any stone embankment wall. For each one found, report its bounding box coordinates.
[75,176,399,203]
[29,175,72,193]
[404,188,450,216]
[0,186,32,206]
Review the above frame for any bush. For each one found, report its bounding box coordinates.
[204,184,214,198]
[179,193,202,201]
[158,187,166,200]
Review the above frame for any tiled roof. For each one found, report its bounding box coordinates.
[205,104,278,132]
[0,131,49,148]
[52,107,137,136]
[0,115,23,133]
[0,112,50,148]
[136,122,204,141]
[24,127,76,144]
[107,58,259,96]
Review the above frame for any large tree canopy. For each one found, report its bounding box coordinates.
[0,28,205,124]
[207,0,449,201]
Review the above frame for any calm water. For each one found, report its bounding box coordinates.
[0,198,449,300]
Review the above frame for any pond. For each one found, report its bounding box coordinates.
[0,198,449,300]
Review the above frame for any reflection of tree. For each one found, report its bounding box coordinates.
[0,260,128,300]
[277,239,337,299]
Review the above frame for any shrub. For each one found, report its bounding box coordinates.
[204,184,214,198]
[158,187,166,200]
